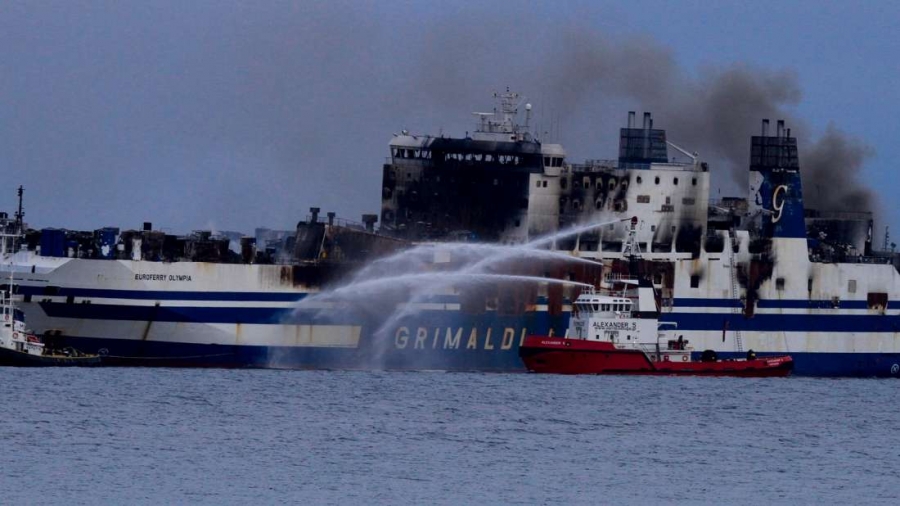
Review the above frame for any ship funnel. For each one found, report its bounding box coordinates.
[327,212,336,227]
[309,207,320,224]
[628,111,636,129]
[762,119,769,137]
[642,112,651,130]
[748,120,804,239]
[362,214,378,232]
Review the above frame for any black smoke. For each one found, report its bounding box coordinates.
[412,22,877,216]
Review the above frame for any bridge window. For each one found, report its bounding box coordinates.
[776,278,785,291]
[690,275,700,288]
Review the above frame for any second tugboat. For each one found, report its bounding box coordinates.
[1,223,101,367]
[519,218,793,377]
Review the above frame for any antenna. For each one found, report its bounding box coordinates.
[884,226,890,251]
[15,185,24,234]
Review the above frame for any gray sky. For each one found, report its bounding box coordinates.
[2,1,898,240]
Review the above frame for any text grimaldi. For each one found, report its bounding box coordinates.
[394,326,531,351]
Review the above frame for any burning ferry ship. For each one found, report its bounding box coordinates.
[2,91,899,376]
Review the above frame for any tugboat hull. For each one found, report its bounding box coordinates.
[0,347,102,367]
[520,337,793,377]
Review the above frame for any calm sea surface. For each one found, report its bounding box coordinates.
[1,369,898,505]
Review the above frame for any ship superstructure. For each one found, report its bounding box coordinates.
[2,93,899,375]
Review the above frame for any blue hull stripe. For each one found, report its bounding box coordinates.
[19,284,893,311]
[674,298,896,310]
[19,286,463,304]
[56,335,900,377]
[37,303,900,332]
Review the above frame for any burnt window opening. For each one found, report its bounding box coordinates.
[542,181,548,188]
[808,278,813,292]
[776,278,785,291]
[573,200,581,211]
[560,178,568,190]
[514,219,521,227]
[655,176,660,185]
[867,292,888,311]
[636,176,643,184]
[692,178,697,186]
[690,275,700,288]
[595,200,603,210]
[651,225,656,232]
[609,179,617,190]
[665,196,671,204]
[673,177,679,185]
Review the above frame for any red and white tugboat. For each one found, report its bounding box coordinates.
[519,218,793,377]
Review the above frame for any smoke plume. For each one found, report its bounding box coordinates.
[413,23,876,215]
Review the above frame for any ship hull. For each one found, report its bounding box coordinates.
[0,346,102,367]
[519,337,794,377]
[6,252,900,377]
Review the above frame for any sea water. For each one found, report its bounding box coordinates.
[1,369,897,505]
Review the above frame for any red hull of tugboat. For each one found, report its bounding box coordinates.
[519,337,793,377]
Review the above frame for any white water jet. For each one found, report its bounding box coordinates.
[284,215,634,368]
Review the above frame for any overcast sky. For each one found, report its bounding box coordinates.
[1,1,898,240]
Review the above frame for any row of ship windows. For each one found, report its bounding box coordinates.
[575,302,631,312]
[635,176,698,186]
[543,157,564,167]
[686,276,883,305]
[393,148,525,165]
[538,176,699,191]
